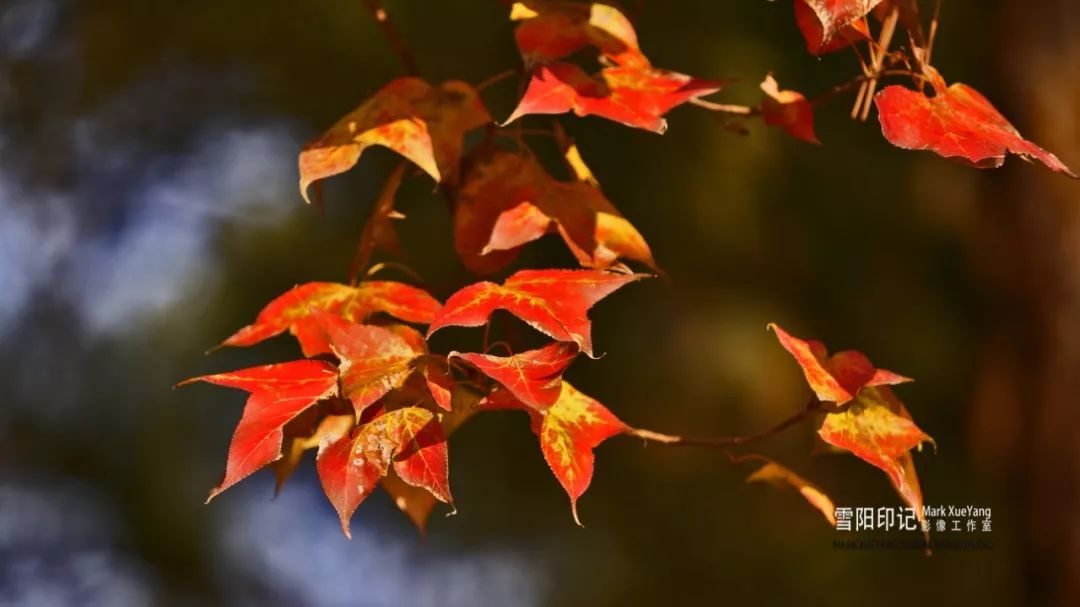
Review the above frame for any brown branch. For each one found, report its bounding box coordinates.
[362,0,420,76]
[925,0,942,67]
[476,69,520,91]
[626,397,826,449]
[859,6,900,121]
[811,56,913,110]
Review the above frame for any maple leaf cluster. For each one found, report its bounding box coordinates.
[184,269,640,534]
[182,0,1075,539]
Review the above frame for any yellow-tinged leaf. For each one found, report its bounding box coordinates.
[221,281,441,357]
[747,461,836,526]
[564,143,599,186]
[317,406,440,537]
[382,469,439,533]
[818,386,933,524]
[539,381,627,524]
[454,151,657,274]
[299,78,491,204]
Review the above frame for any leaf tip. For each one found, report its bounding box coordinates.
[174,376,201,389]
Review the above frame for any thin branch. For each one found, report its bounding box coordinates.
[477,69,519,91]
[362,0,420,76]
[925,0,942,67]
[850,43,872,118]
[363,261,427,285]
[850,81,869,119]
[689,97,758,116]
[626,397,826,449]
[859,6,900,121]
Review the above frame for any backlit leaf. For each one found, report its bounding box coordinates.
[563,142,599,186]
[317,314,427,417]
[381,469,439,533]
[392,415,453,507]
[510,1,644,67]
[760,74,819,144]
[504,61,723,134]
[746,461,836,525]
[179,360,339,502]
[769,323,911,405]
[874,68,1077,177]
[818,385,933,523]
[316,406,437,537]
[428,269,644,357]
[221,281,441,357]
[794,0,879,55]
[539,381,627,524]
[299,78,491,203]
[454,150,656,273]
[451,342,579,409]
[274,412,355,495]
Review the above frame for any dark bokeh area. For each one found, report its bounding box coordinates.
[2,1,1078,605]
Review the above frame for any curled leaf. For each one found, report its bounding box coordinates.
[454,150,656,274]
[299,78,491,203]
[760,74,819,144]
[769,323,911,405]
[381,469,439,533]
[794,0,879,55]
[747,461,837,526]
[510,1,644,67]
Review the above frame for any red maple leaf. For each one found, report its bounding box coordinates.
[504,61,722,134]
[454,150,656,274]
[220,281,441,357]
[427,269,644,357]
[874,68,1077,177]
[317,406,447,537]
[769,323,910,405]
[794,0,878,55]
[178,360,339,501]
[299,78,491,203]
[451,342,579,409]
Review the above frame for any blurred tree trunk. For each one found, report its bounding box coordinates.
[973,1,1080,604]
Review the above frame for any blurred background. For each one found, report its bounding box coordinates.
[1,0,1078,605]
